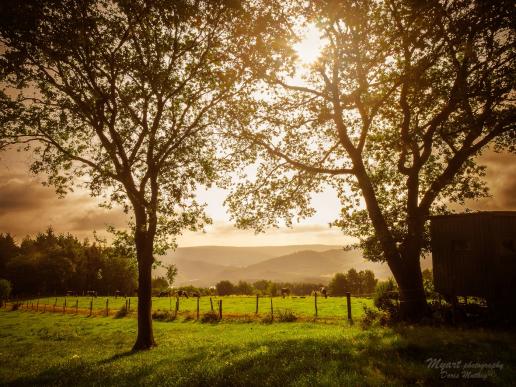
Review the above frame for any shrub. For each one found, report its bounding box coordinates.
[361,306,381,328]
[10,302,22,311]
[260,313,273,324]
[0,279,12,307]
[361,306,395,328]
[151,310,176,322]
[200,311,219,323]
[374,278,398,312]
[114,306,128,319]
[276,309,297,322]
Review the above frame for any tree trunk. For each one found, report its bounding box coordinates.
[132,232,156,351]
[395,252,428,321]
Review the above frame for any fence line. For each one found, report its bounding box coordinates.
[2,294,368,323]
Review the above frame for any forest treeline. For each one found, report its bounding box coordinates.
[1,229,379,298]
[0,229,137,296]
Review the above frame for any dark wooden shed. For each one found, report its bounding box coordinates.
[430,211,516,304]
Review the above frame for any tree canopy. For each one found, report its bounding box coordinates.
[225,0,515,319]
[0,0,273,349]
[0,228,137,296]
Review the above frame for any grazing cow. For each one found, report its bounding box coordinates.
[86,290,98,298]
[208,286,216,295]
[320,287,327,299]
[66,290,77,297]
[114,290,121,298]
[175,290,189,298]
[158,290,171,297]
[280,288,290,298]
[191,291,200,298]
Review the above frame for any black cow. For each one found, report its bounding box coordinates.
[320,287,327,299]
[158,290,171,297]
[175,290,189,298]
[86,290,98,298]
[114,290,121,298]
[66,290,77,297]
[280,288,290,298]
[191,291,200,298]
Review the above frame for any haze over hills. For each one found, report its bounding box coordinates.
[162,245,343,267]
[155,245,433,286]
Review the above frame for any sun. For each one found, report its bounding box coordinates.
[294,23,326,65]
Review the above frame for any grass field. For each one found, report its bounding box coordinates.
[0,310,514,386]
[14,295,373,320]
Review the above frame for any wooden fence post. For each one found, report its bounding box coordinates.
[105,298,109,316]
[218,299,222,320]
[63,298,67,314]
[270,296,274,321]
[43,303,46,313]
[175,297,179,315]
[89,299,93,316]
[169,296,172,311]
[255,294,259,315]
[210,297,214,312]
[75,299,78,314]
[314,292,318,317]
[53,298,57,313]
[346,292,352,323]
[36,299,39,312]
[128,298,131,312]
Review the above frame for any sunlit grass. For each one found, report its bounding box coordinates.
[0,310,514,386]
[18,295,373,320]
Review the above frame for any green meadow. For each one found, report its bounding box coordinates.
[0,310,514,386]
[19,296,373,320]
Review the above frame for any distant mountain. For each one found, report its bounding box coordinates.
[161,244,343,267]
[153,245,434,286]
[213,249,392,284]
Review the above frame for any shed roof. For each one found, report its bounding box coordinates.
[429,211,516,219]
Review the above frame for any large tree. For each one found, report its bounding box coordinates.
[0,0,263,349]
[226,0,515,319]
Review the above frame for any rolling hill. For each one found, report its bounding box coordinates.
[154,245,432,286]
[161,244,342,267]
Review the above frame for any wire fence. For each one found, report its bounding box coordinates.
[0,294,375,322]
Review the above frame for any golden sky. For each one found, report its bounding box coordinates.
[0,146,514,246]
[1,26,514,247]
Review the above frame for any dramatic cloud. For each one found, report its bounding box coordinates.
[0,177,57,215]
[0,149,127,240]
[1,147,514,245]
[469,152,516,210]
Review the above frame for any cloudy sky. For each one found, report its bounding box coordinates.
[1,145,514,246]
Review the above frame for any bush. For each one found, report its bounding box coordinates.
[0,279,12,307]
[114,306,128,319]
[276,309,297,322]
[200,311,219,323]
[151,310,176,322]
[361,306,393,328]
[260,313,273,324]
[374,278,398,312]
[10,302,22,311]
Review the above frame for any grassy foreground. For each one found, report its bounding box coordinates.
[0,310,514,386]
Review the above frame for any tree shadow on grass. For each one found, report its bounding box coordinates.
[98,350,135,365]
[9,327,516,386]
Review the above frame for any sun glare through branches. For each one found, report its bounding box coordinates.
[294,23,326,65]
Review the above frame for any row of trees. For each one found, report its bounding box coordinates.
[1,0,513,349]
[215,271,378,297]
[214,279,325,296]
[0,230,137,296]
[328,269,377,296]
